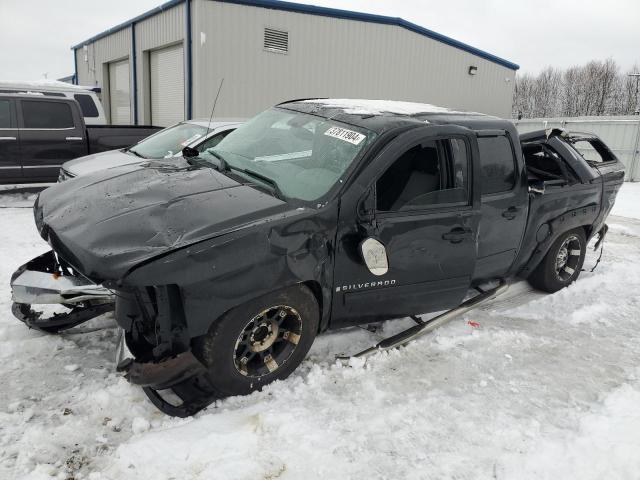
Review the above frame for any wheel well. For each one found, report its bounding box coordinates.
[302,280,323,330]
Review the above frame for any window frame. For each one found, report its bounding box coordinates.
[477,133,519,196]
[19,99,76,130]
[374,134,473,217]
[0,98,16,129]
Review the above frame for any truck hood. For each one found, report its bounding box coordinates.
[35,161,288,282]
[62,149,146,178]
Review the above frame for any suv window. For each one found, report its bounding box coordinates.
[376,138,468,212]
[478,135,516,194]
[73,94,99,118]
[22,100,74,129]
[0,100,11,128]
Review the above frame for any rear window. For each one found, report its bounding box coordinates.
[74,93,99,118]
[569,139,615,164]
[0,100,11,128]
[478,136,516,194]
[22,101,74,129]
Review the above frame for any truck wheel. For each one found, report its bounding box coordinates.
[528,228,586,293]
[191,284,319,398]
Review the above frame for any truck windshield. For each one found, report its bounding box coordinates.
[200,108,375,202]
[128,122,208,159]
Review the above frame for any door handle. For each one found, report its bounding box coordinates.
[66,136,83,141]
[442,227,473,243]
[502,206,520,220]
[0,137,17,141]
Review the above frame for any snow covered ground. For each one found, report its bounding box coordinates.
[1,183,640,480]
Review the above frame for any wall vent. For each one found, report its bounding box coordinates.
[264,28,288,54]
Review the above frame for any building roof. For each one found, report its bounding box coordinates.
[71,0,519,71]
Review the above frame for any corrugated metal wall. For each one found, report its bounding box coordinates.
[515,116,640,181]
[135,3,186,124]
[75,28,132,123]
[191,0,515,119]
[75,0,516,124]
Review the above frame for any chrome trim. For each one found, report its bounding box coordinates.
[0,136,17,140]
[66,136,83,141]
[0,166,21,169]
[19,127,76,131]
[23,165,62,169]
[11,269,113,305]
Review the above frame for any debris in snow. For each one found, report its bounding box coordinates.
[64,364,80,372]
[468,320,481,328]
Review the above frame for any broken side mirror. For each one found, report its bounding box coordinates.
[528,180,545,195]
[182,146,200,158]
[360,237,389,276]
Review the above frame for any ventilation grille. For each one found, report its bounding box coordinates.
[264,28,289,54]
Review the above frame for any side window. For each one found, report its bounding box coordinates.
[22,101,74,129]
[478,135,516,194]
[73,94,99,118]
[570,139,614,164]
[197,129,234,152]
[376,138,468,212]
[0,100,11,128]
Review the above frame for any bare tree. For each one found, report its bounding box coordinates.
[513,58,639,118]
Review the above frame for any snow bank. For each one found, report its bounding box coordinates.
[303,98,477,116]
[0,190,639,479]
[611,182,640,219]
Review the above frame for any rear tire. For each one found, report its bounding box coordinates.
[528,228,587,293]
[191,284,319,398]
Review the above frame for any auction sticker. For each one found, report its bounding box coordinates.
[324,126,365,145]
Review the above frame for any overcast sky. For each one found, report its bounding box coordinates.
[0,0,638,81]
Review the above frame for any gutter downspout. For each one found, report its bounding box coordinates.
[185,0,193,120]
[131,23,139,125]
[73,48,78,85]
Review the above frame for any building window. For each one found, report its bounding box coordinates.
[264,28,289,54]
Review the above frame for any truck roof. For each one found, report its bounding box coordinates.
[280,98,511,134]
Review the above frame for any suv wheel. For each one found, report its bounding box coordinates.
[528,228,587,293]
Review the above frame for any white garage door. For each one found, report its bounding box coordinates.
[108,59,131,125]
[150,44,185,127]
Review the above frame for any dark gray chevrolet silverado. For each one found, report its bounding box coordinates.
[10,99,624,416]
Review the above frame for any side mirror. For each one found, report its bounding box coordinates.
[360,238,389,276]
[528,180,545,195]
[182,146,200,158]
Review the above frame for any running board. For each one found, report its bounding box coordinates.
[338,280,509,359]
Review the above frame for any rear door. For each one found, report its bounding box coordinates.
[17,98,86,182]
[474,130,528,280]
[0,97,21,182]
[331,126,481,327]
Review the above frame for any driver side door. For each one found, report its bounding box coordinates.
[331,126,481,328]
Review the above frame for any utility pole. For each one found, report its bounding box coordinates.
[629,73,640,115]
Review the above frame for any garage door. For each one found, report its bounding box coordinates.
[108,59,131,125]
[150,44,185,127]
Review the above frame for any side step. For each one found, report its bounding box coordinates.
[338,280,509,359]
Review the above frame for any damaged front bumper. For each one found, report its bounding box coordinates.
[10,250,115,332]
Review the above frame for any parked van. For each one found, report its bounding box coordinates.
[0,80,106,125]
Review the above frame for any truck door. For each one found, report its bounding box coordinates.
[17,98,86,182]
[0,97,21,182]
[474,130,528,280]
[331,126,481,328]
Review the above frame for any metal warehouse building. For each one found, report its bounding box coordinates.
[72,0,519,126]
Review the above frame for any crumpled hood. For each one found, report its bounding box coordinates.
[62,149,145,178]
[35,161,288,282]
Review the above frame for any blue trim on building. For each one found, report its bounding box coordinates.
[185,0,193,119]
[73,51,78,85]
[70,0,519,71]
[131,24,139,125]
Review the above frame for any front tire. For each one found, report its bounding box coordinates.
[192,285,319,398]
[528,228,587,293]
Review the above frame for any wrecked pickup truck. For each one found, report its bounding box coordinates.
[11,99,624,416]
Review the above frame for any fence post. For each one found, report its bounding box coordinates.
[630,119,640,182]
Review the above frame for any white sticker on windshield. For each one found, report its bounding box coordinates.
[180,133,203,147]
[324,126,365,145]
